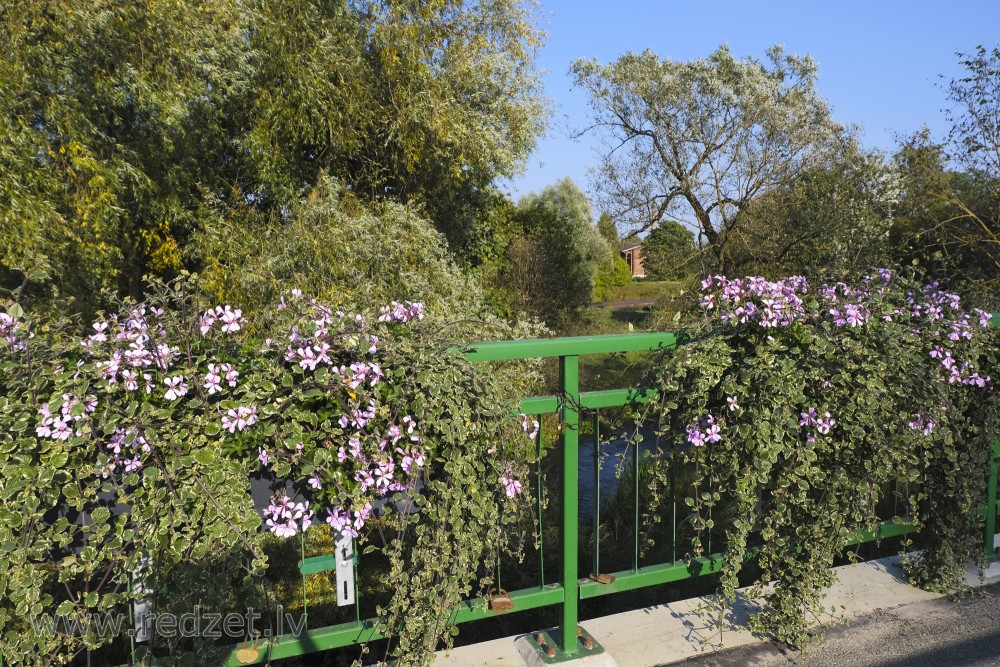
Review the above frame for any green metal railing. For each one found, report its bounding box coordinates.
[132,329,1000,666]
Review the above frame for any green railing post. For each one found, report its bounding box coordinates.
[560,354,580,656]
[985,439,999,561]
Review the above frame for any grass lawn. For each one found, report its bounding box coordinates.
[597,278,689,302]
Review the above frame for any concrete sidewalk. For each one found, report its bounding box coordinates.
[668,580,1000,667]
[434,544,1000,667]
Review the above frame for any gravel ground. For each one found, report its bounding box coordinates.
[664,582,1000,667]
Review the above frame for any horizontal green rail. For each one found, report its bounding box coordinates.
[455,331,678,361]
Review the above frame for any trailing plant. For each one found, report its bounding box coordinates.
[637,270,1000,646]
[0,277,534,666]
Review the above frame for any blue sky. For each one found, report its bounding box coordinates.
[504,0,1000,203]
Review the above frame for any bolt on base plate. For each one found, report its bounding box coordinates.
[518,626,607,664]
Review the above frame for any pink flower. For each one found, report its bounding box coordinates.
[520,413,540,440]
[203,365,222,394]
[500,474,522,498]
[163,376,188,401]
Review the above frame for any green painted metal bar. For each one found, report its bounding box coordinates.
[580,517,919,601]
[579,555,725,599]
[455,332,677,362]
[450,584,565,624]
[985,439,999,560]
[580,387,659,410]
[521,395,560,415]
[560,354,580,655]
[299,553,337,575]
[520,387,660,416]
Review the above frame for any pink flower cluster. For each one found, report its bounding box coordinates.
[221,405,258,433]
[908,412,938,436]
[283,298,406,373]
[0,312,27,349]
[203,363,238,394]
[685,415,722,447]
[80,306,182,382]
[500,472,522,498]
[105,427,149,474]
[264,496,314,538]
[378,301,425,324]
[700,275,809,328]
[326,502,373,539]
[199,305,245,335]
[799,407,836,437]
[930,345,991,387]
[36,395,98,441]
[519,413,539,440]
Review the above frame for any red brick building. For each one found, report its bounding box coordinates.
[621,242,645,278]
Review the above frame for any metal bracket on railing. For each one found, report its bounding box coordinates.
[335,530,356,607]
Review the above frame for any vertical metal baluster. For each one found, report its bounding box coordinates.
[707,478,712,556]
[890,478,898,520]
[127,570,136,665]
[670,446,677,563]
[593,411,601,578]
[300,530,308,631]
[633,428,639,571]
[537,418,545,587]
[354,538,361,627]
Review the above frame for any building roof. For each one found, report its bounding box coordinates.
[622,241,642,251]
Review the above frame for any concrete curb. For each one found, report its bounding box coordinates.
[433,540,1000,667]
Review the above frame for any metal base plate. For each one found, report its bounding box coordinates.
[515,627,611,665]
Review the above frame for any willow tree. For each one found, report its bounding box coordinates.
[571,45,843,273]
[0,0,547,312]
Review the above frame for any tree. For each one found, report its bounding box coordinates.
[0,0,548,313]
[247,0,548,256]
[505,178,610,323]
[890,129,1000,303]
[726,144,900,279]
[946,45,1000,185]
[596,212,620,247]
[571,45,843,273]
[642,221,697,281]
[886,46,1000,305]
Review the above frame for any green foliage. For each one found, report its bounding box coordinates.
[642,222,698,281]
[0,0,547,313]
[593,257,634,302]
[890,116,1000,305]
[504,178,611,325]
[194,177,489,331]
[728,143,901,279]
[572,45,844,273]
[946,44,1000,183]
[0,278,535,666]
[596,212,620,247]
[637,271,999,647]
